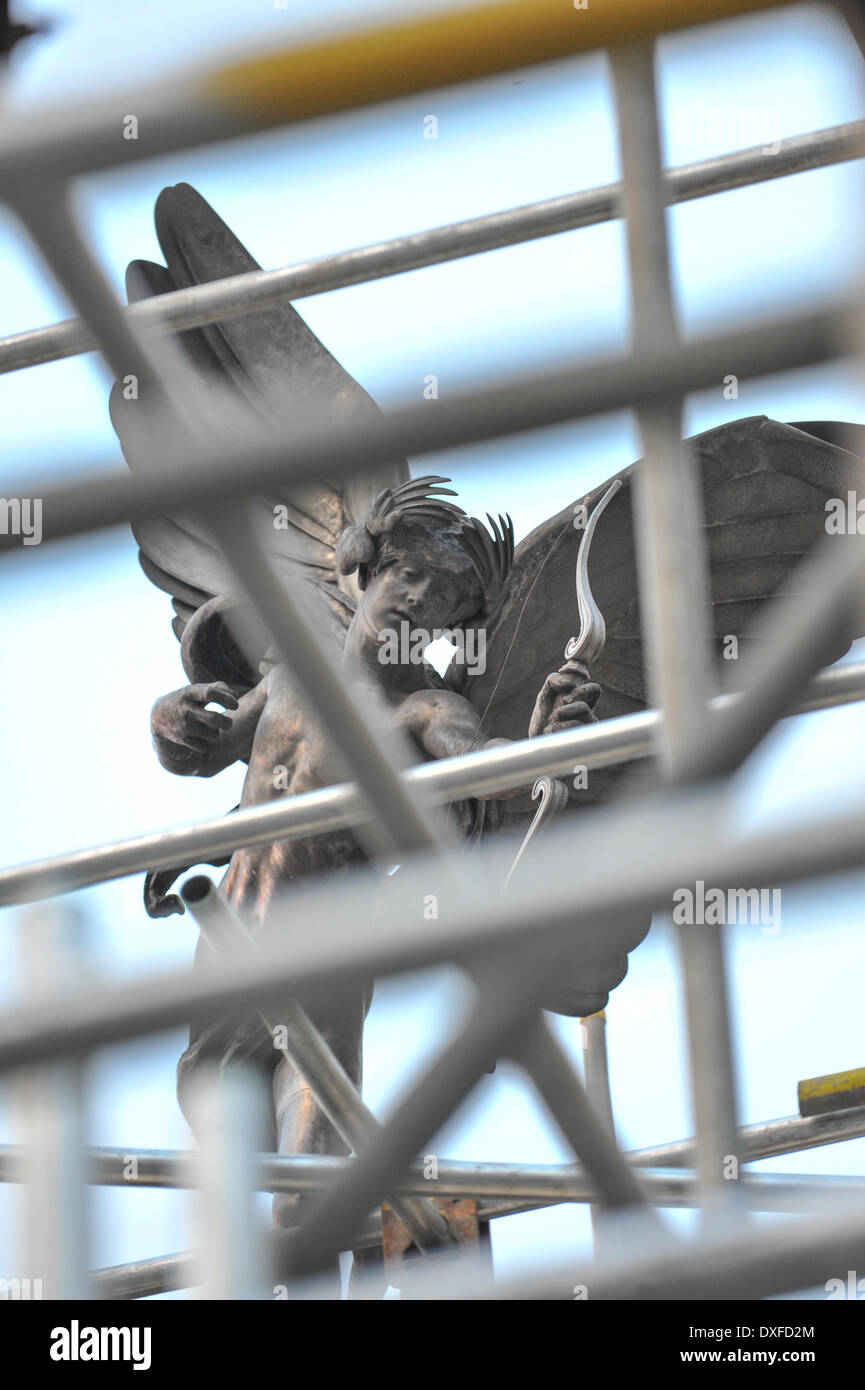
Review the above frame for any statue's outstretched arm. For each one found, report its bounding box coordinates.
[151,677,269,779]
[397,681,599,803]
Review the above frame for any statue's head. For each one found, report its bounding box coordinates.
[335,477,513,670]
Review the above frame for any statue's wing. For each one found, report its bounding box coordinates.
[110,182,408,688]
[470,414,862,812]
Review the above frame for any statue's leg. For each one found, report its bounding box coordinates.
[271,979,371,1227]
[273,1000,354,1220]
[271,979,386,1296]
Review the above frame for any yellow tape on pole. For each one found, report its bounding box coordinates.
[205,0,793,126]
[798,1066,865,1117]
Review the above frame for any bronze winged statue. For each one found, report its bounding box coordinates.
[110,183,863,1230]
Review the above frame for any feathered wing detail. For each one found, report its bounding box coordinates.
[461,513,515,622]
[469,415,864,813]
[110,182,408,687]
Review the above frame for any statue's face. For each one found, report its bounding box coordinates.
[358,548,482,647]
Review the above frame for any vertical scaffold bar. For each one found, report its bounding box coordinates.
[609,39,742,1215]
[581,1011,616,1244]
[187,1070,270,1300]
[13,906,90,1299]
[180,875,450,1250]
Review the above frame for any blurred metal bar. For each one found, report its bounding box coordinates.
[0,0,861,1311]
[8,186,161,393]
[4,776,865,1071]
[611,38,714,766]
[2,657,863,906]
[0,307,849,556]
[13,187,446,869]
[689,533,865,782]
[348,1188,865,1301]
[204,504,445,861]
[5,1105,863,1195]
[11,1147,865,1204]
[182,876,450,1250]
[514,1018,652,1212]
[0,0,795,188]
[581,1013,616,1135]
[2,119,861,376]
[838,1,865,65]
[186,1070,269,1300]
[581,1011,616,1240]
[611,40,741,1213]
[92,1167,865,1300]
[282,951,557,1276]
[11,906,90,1299]
[93,1251,194,1301]
[634,1106,865,1165]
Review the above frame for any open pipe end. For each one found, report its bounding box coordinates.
[181,874,214,906]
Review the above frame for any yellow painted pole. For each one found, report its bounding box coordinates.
[206,0,794,128]
[798,1066,865,1118]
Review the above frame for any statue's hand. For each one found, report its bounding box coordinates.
[151,681,240,755]
[528,662,601,737]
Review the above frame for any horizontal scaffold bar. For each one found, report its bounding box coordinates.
[0,308,852,556]
[4,1102,863,1195]
[2,767,865,1070]
[0,0,797,188]
[1,120,860,376]
[90,1168,865,1298]
[0,660,862,906]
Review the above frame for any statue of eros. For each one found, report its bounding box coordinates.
[110,184,861,1232]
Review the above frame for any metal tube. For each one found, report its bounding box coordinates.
[611,40,740,1212]
[634,1107,865,1166]
[6,1142,865,1209]
[203,504,445,862]
[8,185,162,393]
[93,1165,865,1300]
[182,877,450,1250]
[581,1010,616,1240]
[282,949,566,1276]
[0,308,849,556]
[2,120,860,377]
[1,657,862,907]
[348,1188,865,1301]
[514,1018,653,1212]
[689,533,865,782]
[11,905,90,1299]
[185,878,378,1151]
[5,774,865,1071]
[186,1070,270,1300]
[0,0,796,189]
[12,187,447,872]
[93,1251,194,1301]
[581,1013,616,1135]
[5,1105,862,1196]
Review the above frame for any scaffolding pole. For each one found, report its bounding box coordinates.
[0,0,863,1306]
[0,658,862,906]
[1,119,860,377]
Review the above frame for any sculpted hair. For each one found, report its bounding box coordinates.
[335,475,514,622]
